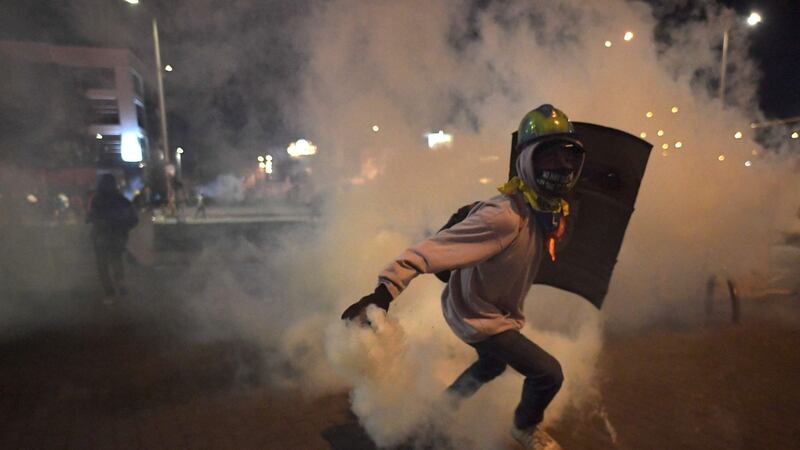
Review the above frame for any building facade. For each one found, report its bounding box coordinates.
[0,40,153,182]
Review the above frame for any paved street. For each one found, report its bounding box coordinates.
[1,221,799,449]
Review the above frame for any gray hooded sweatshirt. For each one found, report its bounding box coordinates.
[378,190,544,343]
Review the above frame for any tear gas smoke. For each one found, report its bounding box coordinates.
[254,0,797,446]
[2,0,797,448]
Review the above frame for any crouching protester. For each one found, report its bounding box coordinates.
[342,104,587,450]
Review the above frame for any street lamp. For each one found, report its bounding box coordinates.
[122,2,169,161]
[287,139,317,158]
[746,12,762,27]
[124,0,175,209]
[426,130,453,149]
[176,147,184,178]
[719,11,762,105]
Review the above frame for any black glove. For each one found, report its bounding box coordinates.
[340,284,393,321]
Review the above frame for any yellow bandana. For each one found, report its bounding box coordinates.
[497,176,569,216]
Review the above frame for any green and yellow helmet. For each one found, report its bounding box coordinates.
[516,104,577,149]
[515,104,586,197]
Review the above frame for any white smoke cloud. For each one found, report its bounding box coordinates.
[259,0,799,446]
[170,0,799,447]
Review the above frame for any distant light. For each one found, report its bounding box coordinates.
[661,143,669,150]
[372,125,380,132]
[674,141,683,148]
[164,64,173,72]
[258,162,266,169]
[478,177,492,185]
[718,154,726,161]
[640,132,647,138]
[623,31,634,41]
[95,133,103,140]
[671,106,679,113]
[662,151,668,157]
[121,132,143,162]
[645,111,653,118]
[791,131,799,139]
[264,154,273,174]
[124,0,139,4]
[657,129,664,136]
[744,160,752,167]
[138,163,145,168]
[734,131,743,139]
[750,122,757,129]
[751,149,758,155]
[604,40,612,48]
[746,12,762,27]
[176,147,184,154]
[426,130,453,149]
[287,139,317,157]
[26,194,38,203]
[258,155,264,162]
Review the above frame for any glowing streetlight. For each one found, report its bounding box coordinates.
[734,131,743,139]
[287,139,317,157]
[258,155,264,162]
[623,31,634,41]
[164,64,173,72]
[640,132,647,138]
[264,155,273,174]
[661,143,669,150]
[426,130,453,149]
[175,147,185,178]
[718,154,726,161]
[721,11,762,104]
[675,141,683,148]
[671,106,679,113]
[124,0,139,4]
[372,125,380,132]
[791,131,799,139]
[95,133,103,139]
[744,160,752,167]
[645,111,653,118]
[657,129,664,137]
[604,40,612,48]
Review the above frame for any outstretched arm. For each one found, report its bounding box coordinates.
[341,200,520,321]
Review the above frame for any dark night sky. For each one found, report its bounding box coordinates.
[724,0,800,119]
[1,0,796,120]
[0,0,797,176]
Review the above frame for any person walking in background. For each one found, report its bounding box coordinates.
[194,192,207,219]
[86,174,139,303]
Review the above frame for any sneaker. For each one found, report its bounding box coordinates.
[510,425,562,450]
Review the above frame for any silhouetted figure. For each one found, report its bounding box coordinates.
[86,174,138,301]
[194,192,207,219]
[726,278,741,325]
